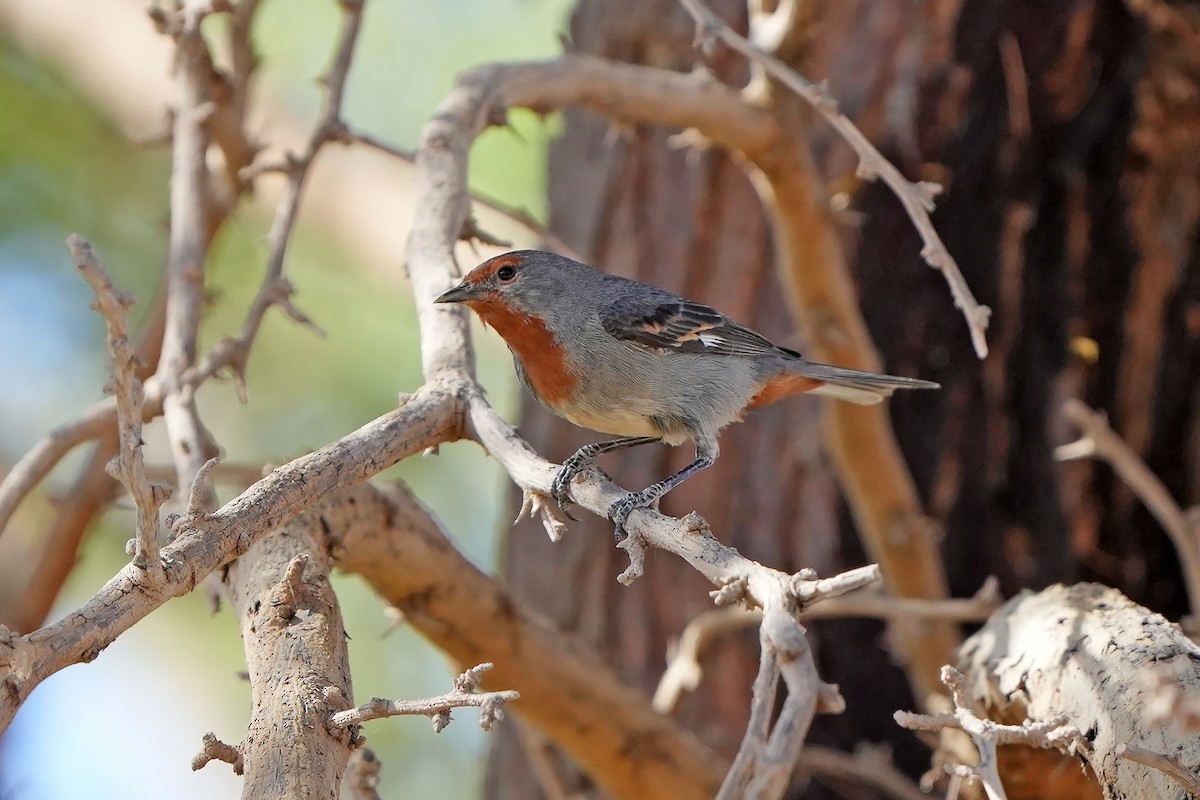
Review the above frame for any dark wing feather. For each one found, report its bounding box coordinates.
[599,291,782,358]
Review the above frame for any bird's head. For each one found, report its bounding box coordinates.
[434,250,582,316]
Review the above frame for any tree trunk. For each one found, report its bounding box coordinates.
[489,0,1198,797]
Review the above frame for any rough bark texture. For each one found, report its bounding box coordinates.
[224,530,354,800]
[959,582,1200,800]
[491,0,1200,798]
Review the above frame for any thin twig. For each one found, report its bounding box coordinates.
[68,236,170,577]
[329,663,519,732]
[895,666,1085,800]
[1117,743,1200,794]
[676,0,991,358]
[157,2,220,515]
[1058,399,1200,628]
[654,577,1000,713]
[346,127,587,262]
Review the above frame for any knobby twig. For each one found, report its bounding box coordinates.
[330,663,518,733]
[1116,743,1200,795]
[655,577,1001,713]
[156,1,220,515]
[0,384,458,733]
[663,0,961,705]
[1058,399,1200,630]
[69,236,171,577]
[895,666,1085,800]
[677,0,991,358]
[191,732,244,774]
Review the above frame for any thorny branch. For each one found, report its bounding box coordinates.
[655,577,1001,714]
[330,663,519,733]
[69,236,171,576]
[895,666,1084,800]
[0,5,993,798]
[677,0,992,358]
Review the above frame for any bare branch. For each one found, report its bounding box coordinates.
[157,2,220,512]
[895,666,1085,800]
[1058,398,1200,628]
[0,384,458,732]
[330,663,518,733]
[654,577,1000,714]
[676,0,991,358]
[1117,743,1200,795]
[333,482,727,799]
[69,235,170,577]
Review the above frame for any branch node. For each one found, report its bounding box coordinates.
[616,533,647,585]
[269,553,309,622]
[191,731,244,774]
[710,575,750,607]
[681,511,710,534]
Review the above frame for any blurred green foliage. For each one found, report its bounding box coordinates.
[0,0,572,797]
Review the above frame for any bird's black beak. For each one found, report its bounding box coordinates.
[434,281,477,304]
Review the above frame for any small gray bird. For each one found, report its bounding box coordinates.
[436,250,938,540]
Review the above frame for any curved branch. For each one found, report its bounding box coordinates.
[0,384,458,732]
[678,0,991,358]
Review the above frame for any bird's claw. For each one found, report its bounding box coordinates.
[608,491,657,544]
[550,459,586,521]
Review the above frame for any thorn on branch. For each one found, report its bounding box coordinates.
[69,234,168,580]
[191,732,244,774]
[514,489,569,542]
[616,532,648,586]
[676,0,992,358]
[710,575,750,607]
[460,216,512,249]
[268,553,309,623]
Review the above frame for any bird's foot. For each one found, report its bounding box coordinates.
[551,454,594,521]
[608,490,660,544]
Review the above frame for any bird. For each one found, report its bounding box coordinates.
[435,250,938,541]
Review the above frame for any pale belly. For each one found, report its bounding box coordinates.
[556,404,689,445]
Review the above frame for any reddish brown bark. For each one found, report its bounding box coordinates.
[488,0,1200,797]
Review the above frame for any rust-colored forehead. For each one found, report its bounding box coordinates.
[464,253,525,285]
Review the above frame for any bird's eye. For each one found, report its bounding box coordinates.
[496,265,517,282]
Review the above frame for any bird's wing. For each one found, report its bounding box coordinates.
[599,290,783,358]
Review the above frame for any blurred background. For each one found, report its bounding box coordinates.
[0,0,570,797]
[3,0,1200,798]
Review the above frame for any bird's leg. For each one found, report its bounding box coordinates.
[551,436,661,520]
[609,435,718,543]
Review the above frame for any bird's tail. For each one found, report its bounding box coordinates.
[792,362,940,406]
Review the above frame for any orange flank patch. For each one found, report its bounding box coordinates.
[464,254,525,285]
[748,373,825,409]
[466,296,578,404]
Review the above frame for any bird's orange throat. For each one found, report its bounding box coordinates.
[466,297,579,404]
